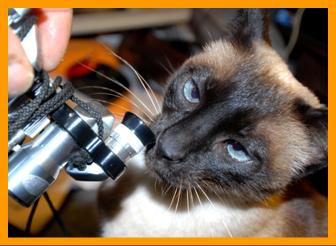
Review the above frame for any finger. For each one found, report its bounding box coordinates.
[36,8,72,71]
[8,28,34,97]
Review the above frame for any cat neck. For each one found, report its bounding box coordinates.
[99,154,286,237]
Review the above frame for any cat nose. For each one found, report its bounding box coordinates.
[156,136,185,161]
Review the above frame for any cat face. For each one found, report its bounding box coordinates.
[145,9,327,203]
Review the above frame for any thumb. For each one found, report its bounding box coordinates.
[8,28,34,97]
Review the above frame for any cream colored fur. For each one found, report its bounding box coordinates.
[99,153,327,237]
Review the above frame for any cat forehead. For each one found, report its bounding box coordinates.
[187,40,320,108]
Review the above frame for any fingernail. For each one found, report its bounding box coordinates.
[8,61,34,97]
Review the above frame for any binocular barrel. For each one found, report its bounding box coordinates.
[8,103,155,207]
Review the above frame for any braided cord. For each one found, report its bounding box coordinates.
[8,70,105,170]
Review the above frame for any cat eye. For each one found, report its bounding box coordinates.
[226,140,251,162]
[183,79,200,103]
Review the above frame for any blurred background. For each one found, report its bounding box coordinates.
[8,8,328,237]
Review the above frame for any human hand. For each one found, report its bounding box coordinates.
[8,8,72,97]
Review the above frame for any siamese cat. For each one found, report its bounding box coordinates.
[98,9,327,237]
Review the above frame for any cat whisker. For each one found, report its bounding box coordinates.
[78,86,153,122]
[175,185,182,213]
[158,60,173,75]
[77,62,156,118]
[196,183,233,238]
[163,184,172,197]
[202,180,225,205]
[159,63,172,75]
[212,191,226,206]
[193,186,203,208]
[186,188,190,214]
[93,99,134,113]
[99,43,162,115]
[164,55,175,74]
[189,185,194,209]
[78,87,155,122]
[93,93,154,122]
[168,188,178,211]
[196,183,215,207]
[93,99,151,124]
[87,98,125,117]
[131,72,162,115]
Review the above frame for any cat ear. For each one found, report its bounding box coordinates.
[229,9,270,46]
[297,102,328,177]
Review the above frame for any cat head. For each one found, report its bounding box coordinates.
[145,9,328,203]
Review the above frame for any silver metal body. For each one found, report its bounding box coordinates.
[8,93,116,206]
[8,123,77,206]
[8,92,148,206]
[107,124,144,162]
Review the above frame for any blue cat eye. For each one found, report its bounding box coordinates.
[183,79,200,103]
[226,140,251,162]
